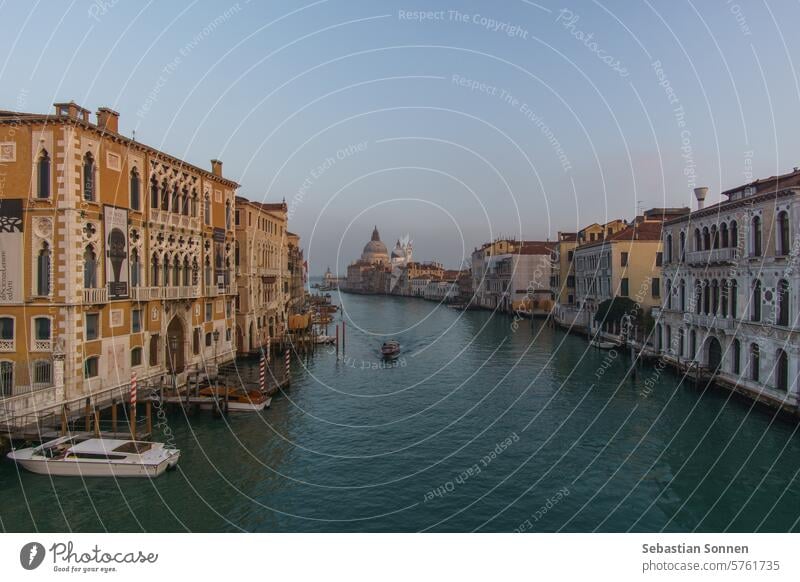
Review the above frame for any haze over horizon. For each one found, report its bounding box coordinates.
[2,0,799,275]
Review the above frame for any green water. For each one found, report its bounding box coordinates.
[1,293,799,532]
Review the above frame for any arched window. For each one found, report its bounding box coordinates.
[656,324,663,351]
[204,195,211,225]
[730,220,738,248]
[721,280,728,318]
[703,279,710,314]
[151,254,159,286]
[689,329,696,359]
[749,343,760,382]
[182,257,190,286]
[130,248,140,288]
[130,168,140,210]
[182,187,189,215]
[665,278,672,309]
[83,245,97,288]
[82,152,95,201]
[37,150,50,199]
[225,201,231,229]
[84,355,99,379]
[777,279,790,326]
[149,335,159,366]
[720,222,729,248]
[695,280,703,314]
[191,189,198,217]
[711,225,719,249]
[694,228,701,251]
[731,339,741,374]
[679,231,686,261]
[204,256,212,287]
[150,174,159,208]
[36,243,51,296]
[171,185,179,214]
[679,279,686,312]
[235,241,240,267]
[0,361,14,396]
[775,350,789,392]
[192,258,199,286]
[703,227,711,251]
[666,234,673,263]
[162,255,170,287]
[777,210,790,256]
[160,179,169,211]
[173,255,180,287]
[131,347,143,367]
[711,279,719,315]
[678,328,685,357]
[730,280,738,319]
[751,280,761,322]
[751,215,762,256]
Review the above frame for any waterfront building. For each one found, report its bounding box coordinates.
[549,231,578,324]
[389,235,413,294]
[656,176,800,411]
[410,276,431,297]
[286,231,306,314]
[573,208,688,337]
[471,240,554,313]
[343,226,392,293]
[233,197,288,354]
[0,102,238,426]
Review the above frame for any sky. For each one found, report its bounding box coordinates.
[1,0,799,274]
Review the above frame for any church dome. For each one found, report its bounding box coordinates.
[391,240,405,258]
[361,226,389,264]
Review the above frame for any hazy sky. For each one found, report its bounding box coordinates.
[2,0,799,273]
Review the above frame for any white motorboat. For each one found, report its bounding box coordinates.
[198,386,270,412]
[590,339,618,350]
[7,436,180,478]
[314,334,336,344]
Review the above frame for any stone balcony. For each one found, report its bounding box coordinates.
[131,286,201,301]
[149,209,201,232]
[686,247,739,266]
[82,287,108,304]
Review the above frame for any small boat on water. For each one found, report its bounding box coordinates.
[381,340,401,359]
[590,339,618,350]
[198,386,270,412]
[315,334,336,344]
[7,436,180,478]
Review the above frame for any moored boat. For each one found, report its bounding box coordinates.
[7,436,180,478]
[198,386,270,412]
[590,339,618,350]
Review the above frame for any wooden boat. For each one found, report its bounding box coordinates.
[381,340,401,359]
[7,436,180,478]
[198,386,270,412]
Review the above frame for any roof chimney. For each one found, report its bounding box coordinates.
[53,101,90,122]
[211,159,223,177]
[96,107,119,134]
[694,187,708,210]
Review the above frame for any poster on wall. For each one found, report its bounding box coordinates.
[104,205,129,299]
[0,199,23,303]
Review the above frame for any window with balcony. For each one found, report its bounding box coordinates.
[83,152,95,201]
[130,168,140,210]
[720,222,729,248]
[679,279,686,311]
[777,279,790,326]
[83,245,97,288]
[130,249,141,288]
[33,317,50,351]
[84,356,99,378]
[151,255,160,286]
[679,231,686,261]
[665,278,672,309]
[665,234,672,263]
[160,179,169,211]
[182,187,189,215]
[36,242,51,296]
[85,313,99,340]
[730,221,738,248]
[150,174,159,208]
[694,228,701,251]
[204,195,211,225]
[171,185,179,214]
[0,317,14,350]
[37,150,50,199]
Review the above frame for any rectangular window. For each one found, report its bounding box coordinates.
[131,348,142,367]
[34,317,51,340]
[620,278,629,297]
[193,328,200,355]
[225,328,231,342]
[205,303,213,322]
[132,309,142,333]
[621,252,628,267]
[84,357,99,378]
[235,210,240,225]
[85,313,99,340]
[651,277,660,297]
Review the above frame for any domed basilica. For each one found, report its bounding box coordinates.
[360,226,389,264]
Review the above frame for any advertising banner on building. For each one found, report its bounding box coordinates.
[0,199,23,304]
[104,205,129,299]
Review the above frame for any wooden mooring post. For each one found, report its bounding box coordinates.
[111,400,118,434]
[84,398,91,432]
[60,405,68,436]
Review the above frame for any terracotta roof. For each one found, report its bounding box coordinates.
[517,241,555,255]
[578,221,663,249]
[721,167,800,197]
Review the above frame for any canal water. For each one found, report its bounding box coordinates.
[2,292,799,532]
